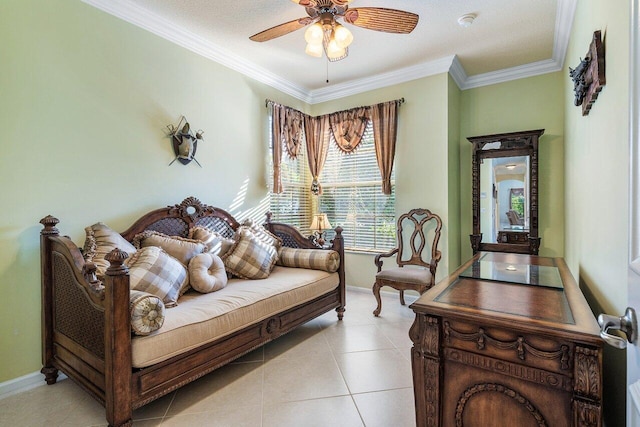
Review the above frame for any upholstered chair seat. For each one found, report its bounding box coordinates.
[375,266,433,286]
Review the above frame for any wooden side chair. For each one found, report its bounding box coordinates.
[373,208,442,316]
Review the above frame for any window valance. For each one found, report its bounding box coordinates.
[267,98,403,195]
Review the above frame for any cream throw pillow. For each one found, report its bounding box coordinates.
[189,226,234,257]
[129,290,165,336]
[188,253,228,293]
[132,230,206,265]
[83,222,137,278]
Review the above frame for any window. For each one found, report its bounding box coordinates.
[268,128,313,234]
[268,116,396,252]
[319,123,396,252]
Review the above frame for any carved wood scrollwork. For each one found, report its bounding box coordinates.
[444,322,570,370]
[168,197,217,220]
[574,347,601,399]
[573,399,602,427]
[261,317,282,337]
[411,315,441,357]
[455,383,548,427]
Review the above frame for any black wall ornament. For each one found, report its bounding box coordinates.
[569,30,606,116]
[166,116,204,167]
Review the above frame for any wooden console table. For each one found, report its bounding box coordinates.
[409,252,602,427]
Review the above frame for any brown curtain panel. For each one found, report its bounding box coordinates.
[271,103,285,194]
[369,101,399,195]
[303,114,330,195]
[283,108,304,159]
[329,107,369,154]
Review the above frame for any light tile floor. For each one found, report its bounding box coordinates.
[0,288,418,427]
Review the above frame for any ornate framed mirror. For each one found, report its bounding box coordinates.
[468,129,544,255]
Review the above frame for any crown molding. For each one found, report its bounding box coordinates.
[308,56,456,104]
[83,0,576,102]
[82,0,312,103]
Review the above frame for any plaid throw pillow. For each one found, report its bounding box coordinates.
[277,247,340,273]
[222,229,278,280]
[125,246,189,307]
[241,219,282,253]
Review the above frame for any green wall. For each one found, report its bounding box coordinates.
[311,74,457,291]
[563,1,630,425]
[459,72,566,261]
[0,0,304,383]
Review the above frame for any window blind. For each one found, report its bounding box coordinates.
[319,122,396,251]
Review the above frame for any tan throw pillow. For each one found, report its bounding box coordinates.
[189,226,234,257]
[222,229,278,280]
[277,247,340,273]
[125,246,189,307]
[132,230,206,265]
[83,222,137,278]
[188,253,228,293]
[241,219,282,253]
[129,290,165,336]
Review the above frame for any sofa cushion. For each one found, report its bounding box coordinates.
[189,226,234,257]
[125,246,189,307]
[132,230,206,265]
[189,253,228,293]
[130,266,339,368]
[83,222,137,278]
[277,247,340,273]
[222,228,278,279]
[130,290,165,336]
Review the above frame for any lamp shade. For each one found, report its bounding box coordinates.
[305,23,324,45]
[333,24,353,48]
[305,42,323,57]
[309,213,332,231]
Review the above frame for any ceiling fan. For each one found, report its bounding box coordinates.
[249,0,419,62]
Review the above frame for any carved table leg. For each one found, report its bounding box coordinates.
[410,314,442,427]
[373,282,383,316]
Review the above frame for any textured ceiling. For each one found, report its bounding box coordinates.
[87,0,566,100]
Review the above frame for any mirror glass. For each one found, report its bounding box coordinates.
[480,156,529,243]
[469,129,544,255]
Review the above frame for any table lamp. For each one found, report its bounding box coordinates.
[309,213,332,246]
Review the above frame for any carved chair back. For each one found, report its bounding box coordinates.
[395,208,442,269]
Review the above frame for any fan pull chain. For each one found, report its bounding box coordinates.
[326,59,329,84]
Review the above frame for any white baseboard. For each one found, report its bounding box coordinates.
[0,371,67,401]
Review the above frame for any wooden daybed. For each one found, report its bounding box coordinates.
[39,197,345,427]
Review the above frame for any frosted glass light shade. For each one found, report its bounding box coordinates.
[305,43,323,57]
[333,24,353,48]
[326,38,346,60]
[304,23,324,45]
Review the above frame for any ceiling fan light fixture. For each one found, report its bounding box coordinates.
[305,23,324,45]
[325,38,346,60]
[305,42,323,57]
[333,24,353,48]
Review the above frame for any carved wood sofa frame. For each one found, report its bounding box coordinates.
[39,197,345,427]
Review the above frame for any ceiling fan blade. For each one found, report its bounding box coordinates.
[250,17,314,42]
[343,8,419,34]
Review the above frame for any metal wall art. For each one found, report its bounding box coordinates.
[569,30,606,116]
[166,116,204,166]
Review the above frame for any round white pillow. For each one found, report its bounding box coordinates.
[188,253,228,293]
